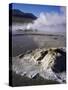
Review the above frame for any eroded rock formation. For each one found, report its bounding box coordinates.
[12,47,66,83]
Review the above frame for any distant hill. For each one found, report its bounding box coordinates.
[9,9,37,24]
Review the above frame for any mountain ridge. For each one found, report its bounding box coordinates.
[10,9,37,20]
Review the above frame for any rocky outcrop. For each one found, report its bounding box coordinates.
[12,47,66,83]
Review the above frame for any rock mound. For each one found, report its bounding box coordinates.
[12,47,66,83]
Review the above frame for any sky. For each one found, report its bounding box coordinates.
[12,3,64,16]
[11,3,66,33]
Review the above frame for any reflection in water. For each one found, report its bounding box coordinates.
[12,34,66,57]
[12,35,38,56]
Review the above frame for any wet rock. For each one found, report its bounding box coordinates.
[51,49,66,73]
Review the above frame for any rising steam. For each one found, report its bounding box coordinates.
[12,7,66,33]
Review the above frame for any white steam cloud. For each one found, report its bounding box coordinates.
[26,7,66,33]
[12,7,66,33]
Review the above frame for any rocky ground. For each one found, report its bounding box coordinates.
[12,47,66,85]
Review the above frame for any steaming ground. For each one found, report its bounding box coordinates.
[10,8,66,86]
[10,20,66,86]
